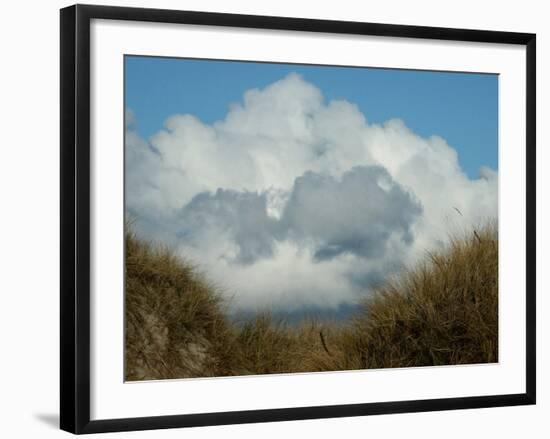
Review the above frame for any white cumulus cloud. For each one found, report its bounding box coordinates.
[126,72,497,312]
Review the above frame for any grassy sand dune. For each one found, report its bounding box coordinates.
[125,230,240,380]
[125,224,498,381]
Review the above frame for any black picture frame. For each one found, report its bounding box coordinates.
[60,4,536,434]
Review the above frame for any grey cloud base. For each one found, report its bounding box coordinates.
[282,166,421,261]
[176,165,422,274]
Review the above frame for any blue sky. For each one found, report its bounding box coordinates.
[125,56,498,179]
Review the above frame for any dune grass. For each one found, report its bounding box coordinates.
[125,229,240,380]
[125,223,498,381]
[347,224,498,369]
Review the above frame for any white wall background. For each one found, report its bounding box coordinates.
[0,0,546,437]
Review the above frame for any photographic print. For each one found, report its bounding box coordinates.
[124,56,499,381]
[60,6,535,432]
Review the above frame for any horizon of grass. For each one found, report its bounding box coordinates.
[125,222,498,381]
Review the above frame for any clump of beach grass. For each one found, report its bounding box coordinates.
[125,228,240,380]
[347,222,498,368]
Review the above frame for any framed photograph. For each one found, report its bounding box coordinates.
[60,4,536,434]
